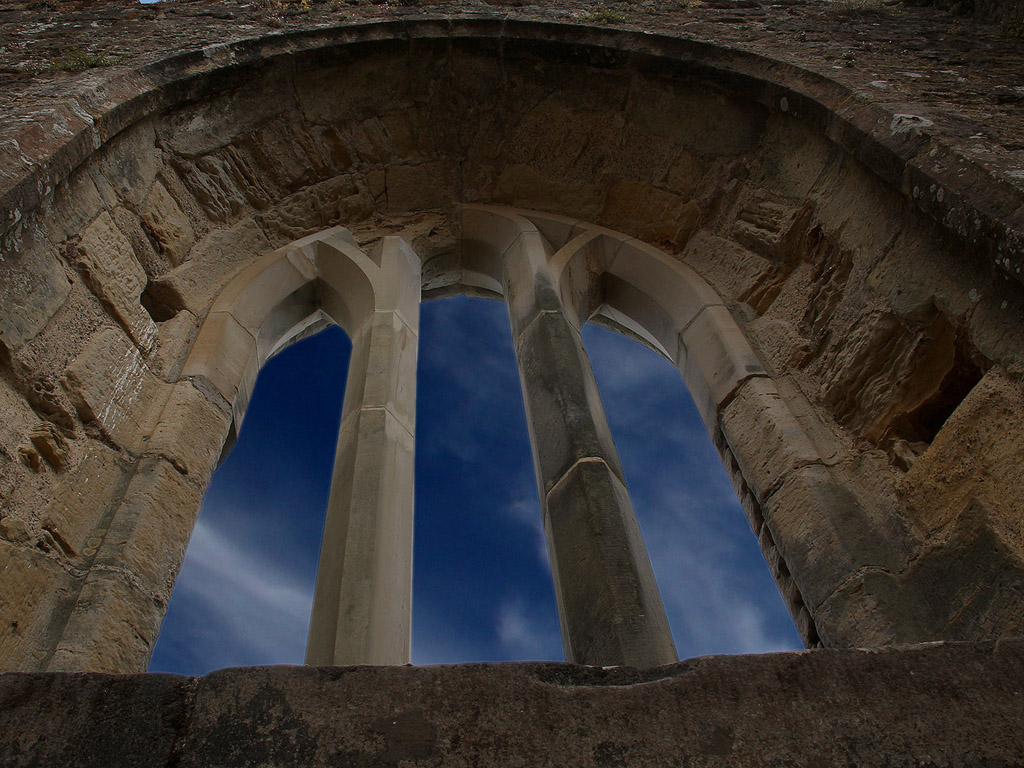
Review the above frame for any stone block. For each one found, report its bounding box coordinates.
[351,311,419,434]
[554,231,618,326]
[62,327,167,456]
[209,247,317,337]
[94,457,201,603]
[516,311,625,493]
[679,305,767,432]
[26,421,69,472]
[462,205,543,260]
[384,161,452,212]
[148,382,231,486]
[140,179,194,267]
[682,231,775,304]
[347,112,419,166]
[772,374,852,466]
[150,219,271,315]
[812,569,924,648]
[903,499,1024,641]
[0,240,71,355]
[308,406,415,666]
[627,76,765,156]
[46,570,163,674]
[903,367,1024,552]
[369,236,422,328]
[599,275,683,362]
[42,443,126,559]
[256,174,373,247]
[494,163,605,222]
[158,68,296,158]
[5,644,1024,766]
[519,209,589,252]
[115,207,170,286]
[502,232,562,338]
[40,167,107,246]
[763,464,915,612]
[720,377,822,503]
[606,239,723,340]
[312,234,378,334]
[74,211,156,349]
[0,539,69,671]
[0,671,188,766]
[544,459,676,667]
[93,120,162,208]
[180,312,258,428]
[150,310,200,382]
[599,177,701,249]
[11,282,111,398]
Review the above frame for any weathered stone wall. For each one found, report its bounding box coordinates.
[2,641,1024,767]
[1,5,1024,677]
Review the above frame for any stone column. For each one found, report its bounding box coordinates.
[503,229,677,667]
[305,237,420,666]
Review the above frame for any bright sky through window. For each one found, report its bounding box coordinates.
[149,297,800,674]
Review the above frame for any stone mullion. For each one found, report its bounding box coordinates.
[503,234,677,668]
[306,237,420,666]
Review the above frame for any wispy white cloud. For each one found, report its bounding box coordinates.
[151,516,314,672]
[495,597,563,661]
[582,322,802,659]
[498,471,551,573]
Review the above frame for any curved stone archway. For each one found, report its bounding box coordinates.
[2,19,1024,676]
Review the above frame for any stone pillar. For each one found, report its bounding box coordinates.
[305,237,420,666]
[503,229,677,667]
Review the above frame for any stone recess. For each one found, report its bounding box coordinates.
[3,642,1024,768]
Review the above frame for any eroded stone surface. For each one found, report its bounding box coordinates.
[0,1,1023,679]
[4,643,1024,767]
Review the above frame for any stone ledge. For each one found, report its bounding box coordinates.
[2,640,1023,767]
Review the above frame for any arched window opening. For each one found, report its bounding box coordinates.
[149,326,351,675]
[413,296,561,664]
[581,322,803,658]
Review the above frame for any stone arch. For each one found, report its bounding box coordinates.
[1,18,1023,676]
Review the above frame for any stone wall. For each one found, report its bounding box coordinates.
[2,641,1024,767]
[0,0,1023,676]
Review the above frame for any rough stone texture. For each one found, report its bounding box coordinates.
[2,642,1024,767]
[149,219,272,315]
[0,0,1022,692]
[40,444,126,559]
[73,212,156,350]
[0,539,71,669]
[140,180,195,268]
[61,327,167,456]
[902,366,1024,551]
[0,240,71,357]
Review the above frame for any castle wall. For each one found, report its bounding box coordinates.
[1,20,1024,673]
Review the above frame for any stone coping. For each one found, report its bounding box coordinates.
[1,639,1023,766]
[1,7,1023,283]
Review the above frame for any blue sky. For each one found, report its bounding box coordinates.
[148,296,800,674]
